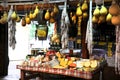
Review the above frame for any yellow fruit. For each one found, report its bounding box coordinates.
[53,5,59,14]
[45,10,50,20]
[76,3,82,16]
[92,16,98,23]
[81,0,88,11]
[100,5,108,15]
[34,6,39,15]
[49,17,55,23]
[25,14,31,24]
[84,61,91,67]
[93,6,100,17]
[29,11,33,20]
[106,13,112,22]
[32,12,37,19]
[83,12,88,19]
[16,15,21,22]
[111,15,120,25]
[11,11,17,20]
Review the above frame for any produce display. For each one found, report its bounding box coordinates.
[21,51,102,72]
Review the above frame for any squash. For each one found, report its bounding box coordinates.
[106,13,112,22]
[93,6,100,17]
[49,17,55,23]
[76,3,82,16]
[45,10,50,20]
[92,16,98,23]
[109,0,120,16]
[100,5,108,15]
[111,15,120,25]
[81,0,88,11]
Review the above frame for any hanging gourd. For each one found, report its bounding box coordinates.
[81,0,88,11]
[98,15,106,23]
[93,6,100,17]
[45,10,50,20]
[11,11,17,20]
[106,13,112,22]
[16,15,21,22]
[83,12,88,19]
[100,5,108,15]
[76,3,82,16]
[34,6,39,15]
[92,16,99,23]
[111,15,120,25]
[51,11,55,18]
[71,14,77,24]
[109,0,120,16]
[49,17,55,23]
[25,14,31,24]
[53,4,59,14]
[21,17,26,26]
[29,11,34,20]
[0,11,8,24]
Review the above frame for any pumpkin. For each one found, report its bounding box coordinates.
[81,0,88,11]
[100,5,108,15]
[76,3,82,16]
[45,10,50,20]
[111,15,120,25]
[93,6,100,17]
[109,1,120,16]
[106,13,112,22]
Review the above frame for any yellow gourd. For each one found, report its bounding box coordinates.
[100,5,108,15]
[93,6,100,17]
[11,11,17,20]
[45,10,50,20]
[76,3,82,16]
[29,11,33,20]
[25,14,31,24]
[81,0,88,11]
[49,17,55,23]
[83,12,88,19]
[16,15,21,22]
[32,12,37,19]
[111,15,120,25]
[98,15,106,23]
[109,0,120,16]
[92,16,98,23]
[34,6,39,15]
[106,13,112,22]
[53,5,59,14]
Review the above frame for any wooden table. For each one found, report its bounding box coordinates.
[17,61,106,80]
